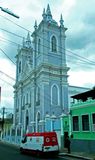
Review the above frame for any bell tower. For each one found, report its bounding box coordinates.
[32,4,69,121]
[16,32,33,82]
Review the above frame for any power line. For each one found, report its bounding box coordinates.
[1,32,95,67]
[0,28,24,39]
[1,14,95,67]
[0,70,15,81]
[0,77,13,87]
[0,36,22,47]
[0,15,31,32]
[0,48,16,65]
[0,35,95,70]
[0,14,95,68]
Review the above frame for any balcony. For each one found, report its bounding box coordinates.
[71,98,95,108]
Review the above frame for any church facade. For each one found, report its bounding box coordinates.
[13,5,88,133]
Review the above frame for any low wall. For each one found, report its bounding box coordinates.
[71,139,95,154]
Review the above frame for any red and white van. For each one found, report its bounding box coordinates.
[20,131,59,156]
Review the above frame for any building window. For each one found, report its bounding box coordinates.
[51,84,59,105]
[38,39,41,54]
[19,61,21,73]
[72,116,79,131]
[23,96,25,106]
[51,36,57,52]
[92,113,95,124]
[82,115,89,131]
[30,91,31,104]
[92,113,95,131]
[26,93,28,104]
[36,86,40,105]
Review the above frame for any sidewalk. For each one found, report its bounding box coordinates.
[60,148,95,160]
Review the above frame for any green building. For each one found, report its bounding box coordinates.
[62,89,95,153]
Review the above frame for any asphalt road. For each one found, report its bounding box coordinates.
[0,141,68,160]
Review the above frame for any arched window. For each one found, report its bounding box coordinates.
[51,36,57,52]
[38,39,41,54]
[17,98,19,108]
[36,86,40,105]
[19,61,21,73]
[51,84,59,105]
[25,110,29,131]
[26,93,28,104]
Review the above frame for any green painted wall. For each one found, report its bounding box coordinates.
[62,100,95,140]
[72,132,95,140]
[70,101,95,140]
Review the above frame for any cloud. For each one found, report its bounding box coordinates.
[0,0,95,111]
[68,70,95,88]
[65,0,95,50]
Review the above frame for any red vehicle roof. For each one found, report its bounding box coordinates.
[24,131,57,137]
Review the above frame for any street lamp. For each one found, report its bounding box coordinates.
[0,7,19,18]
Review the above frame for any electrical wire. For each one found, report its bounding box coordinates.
[0,70,15,81]
[0,77,14,87]
[0,28,24,39]
[0,36,22,47]
[0,48,16,65]
[0,15,31,33]
[0,14,95,67]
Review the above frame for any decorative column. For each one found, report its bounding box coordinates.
[39,120,45,132]
[60,113,66,135]
[51,114,56,131]
[45,113,50,131]
[60,112,66,151]
[30,121,35,132]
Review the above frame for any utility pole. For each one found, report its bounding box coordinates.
[0,6,19,18]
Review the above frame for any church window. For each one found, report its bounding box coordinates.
[51,36,57,52]
[23,96,25,106]
[51,84,59,105]
[26,93,28,104]
[17,98,19,108]
[36,86,40,105]
[38,39,41,54]
[19,61,21,73]
[30,91,31,104]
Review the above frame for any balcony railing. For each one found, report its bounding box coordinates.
[71,98,95,107]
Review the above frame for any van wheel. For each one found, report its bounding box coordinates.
[20,147,23,154]
[37,150,40,157]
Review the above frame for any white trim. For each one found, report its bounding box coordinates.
[50,34,58,53]
[91,112,95,132]
[51,83,60,106]
[72,115,80,132]
[36,111,41,132]
[81,113,90,132]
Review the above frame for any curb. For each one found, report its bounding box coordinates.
[59,153,93,160]
[0,140,20,149]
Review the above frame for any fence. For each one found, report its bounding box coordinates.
[0,118,62,149]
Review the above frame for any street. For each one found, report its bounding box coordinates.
[0,141,68,160]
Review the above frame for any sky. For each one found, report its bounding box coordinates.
[0,0,95,112]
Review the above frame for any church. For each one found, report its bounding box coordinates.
[13,4,88,134]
